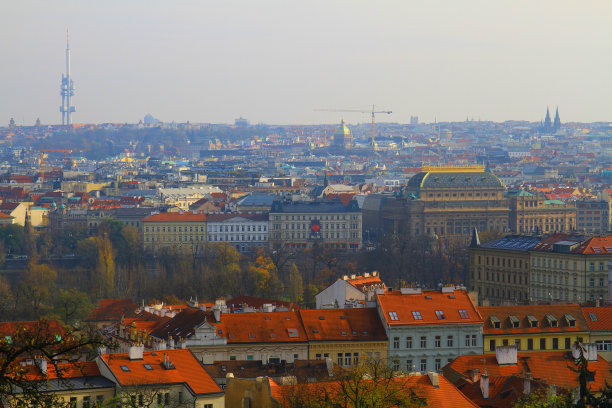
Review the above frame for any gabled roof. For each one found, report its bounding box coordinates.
[573,236,612,254]
[100,349,222,395]
[269,374,478,408]
[377,289,483,327]
[216,312,308,343]
[85,299,138,323]
[227,295,300,311]
[299,308,387,342]
[581,306,612,331]
[142,212,207,222]
[445,351,612,391]
[149,309,210,340]
[479,304,588,334]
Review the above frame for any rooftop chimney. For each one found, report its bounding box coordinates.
[128,344,144,360]
[470,368,480,383]
[480,370,489,400]
[427,371,439,388]
[524,372,532,395]
[495,345,518,366]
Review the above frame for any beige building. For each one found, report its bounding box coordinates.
[363,165,509,241]
[142,212,207,252]
[582,306,612,362]
[269,199,362,251]
[507,190,576,234]
[469,233,612,305]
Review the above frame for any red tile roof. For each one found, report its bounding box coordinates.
[143,212,207,222]
[0,320,65,338]
[456,374,548,408]
[346,274,385,291]
[85,299,139,323]
[479,304,588,335]
[217,312,308,344]
[299,308,387,342]
[574,236,612,254]
[100,349,222,395]
[581,306,612,331]
[227,295,300,311]
[24,360,102,381]
[269,374,478,408]
[445,351,612,391]
[377,289,483,326]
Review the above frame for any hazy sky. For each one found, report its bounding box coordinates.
[2,1,611,125]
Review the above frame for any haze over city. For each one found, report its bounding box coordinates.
[3,0,612,125]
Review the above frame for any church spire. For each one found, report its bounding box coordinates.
[553,107,561,132]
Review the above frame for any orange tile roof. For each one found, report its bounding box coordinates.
[346,274,385,290]
[299,308,387,342]
[574,236,612,254]
[24,360,101,381]
[479,304,588,335]
[0,320,65,338]
[456,374,548,408]
[269,374,478,408]
[143,212,207,222]
[101,349,221,395]
[377,289,483,326]
[446,351,612,391]
[85,299,139,322]
[217,312,308,343]
[581,306,612,331]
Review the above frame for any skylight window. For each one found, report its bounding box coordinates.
[412,311,422,320]
[588,313,598,321]
[389,312,399,321]
[120,365,130,372]
[248,333,255,338]
[435,310,446,320]
[459,309,469,319]
[144,364,153,370]
[287,328,299,338]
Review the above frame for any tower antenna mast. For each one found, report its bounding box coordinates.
[60,29,76,125]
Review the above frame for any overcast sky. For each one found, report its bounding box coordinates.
[2,1,611,125]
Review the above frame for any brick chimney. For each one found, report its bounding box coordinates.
[480,370,489,400]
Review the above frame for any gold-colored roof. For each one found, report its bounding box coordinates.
[334,119,352,136]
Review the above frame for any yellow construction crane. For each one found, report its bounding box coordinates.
[315,105,392,149]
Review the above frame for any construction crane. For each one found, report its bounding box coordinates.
[314,105,392,149]
[30,143,73,182]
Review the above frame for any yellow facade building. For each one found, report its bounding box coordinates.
[479,305,590,354]
[142,211,207,252]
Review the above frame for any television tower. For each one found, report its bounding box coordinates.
[59,30,75,125]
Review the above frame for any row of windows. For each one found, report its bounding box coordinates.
[393,335,478,349]
[278,232,359,239]
[209,224,266,232]
[209,235,266,242]
[480,256,526,269]
[145,235,204,242]
[145,225,205,233]
[480,270,526,285]
[273,223,359,230]
[426,191,499,199]
[393,358,453,373]
[489,337,572,351]
[273,214,359,221]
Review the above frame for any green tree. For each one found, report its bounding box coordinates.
[0,320,110,407]
[512,388,573,408]
[0,275,15,318]
[15,263,58,318]
[53,288,94,325]
[287,264,304,304]
[95,234,116,298]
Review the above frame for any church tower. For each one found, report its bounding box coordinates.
[543,107,552,133]
[553,107,561,132]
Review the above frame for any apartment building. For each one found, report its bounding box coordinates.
[142,212,207,252]
[269,199,362,250]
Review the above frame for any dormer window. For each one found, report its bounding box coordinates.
[527,315,538,328]
[546,314,558,328]
[565,314,576,327]
[509,315,520,329]
[490,315,501,329]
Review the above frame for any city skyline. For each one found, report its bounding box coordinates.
[2,1,612,125]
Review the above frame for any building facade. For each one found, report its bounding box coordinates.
[479,305,590,354]
[377,287,483,373]
[269,199,362,250]
[507,190,576,234]
[142,212,207,252]
[363,166,509,241]
[206,213,268,253]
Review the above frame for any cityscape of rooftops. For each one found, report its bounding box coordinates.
[1,2,612,407]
